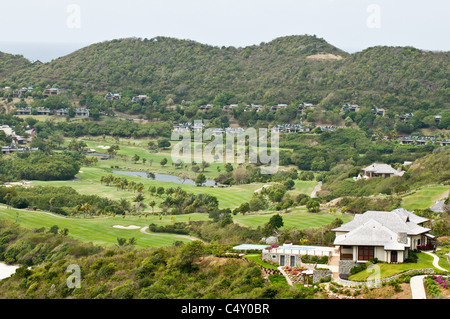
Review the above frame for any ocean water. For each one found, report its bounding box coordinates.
[0,42,89,63]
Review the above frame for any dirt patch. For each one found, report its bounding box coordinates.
[197,255,247,272]
[306,53,343,61]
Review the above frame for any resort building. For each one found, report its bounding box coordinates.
[332,208,433,264]
[43,88,60,97]
[74,108,90,118]
[16,107,32,115]
[132,95,148,103]
[270,104,288,112]
[105,93,121,102]
[361,163,405,178]
[341,104,360,112]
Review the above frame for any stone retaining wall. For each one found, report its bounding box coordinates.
[337,268,435,287]
[313,269,332,283]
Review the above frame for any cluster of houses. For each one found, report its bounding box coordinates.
[15,107,90,118]
[0,124,37,154]
[271,124,311,133]
[104,93,148,103]
[399,136,450,147]
[6,87,60,99]
[199,103,318,113]
[172,122,348,135]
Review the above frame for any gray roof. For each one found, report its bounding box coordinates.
[332,209,430,236]
[334,219,410,250]
[362,163,400,175]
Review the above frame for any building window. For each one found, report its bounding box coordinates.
[290,255,295,267]
[358,246,374,261]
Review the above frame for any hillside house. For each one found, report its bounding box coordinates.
[400,113,413,123]
[55,108,69,116]
[36,107,51,115]
[2,146,39,154]
[333,208,433,263]
[74,108,90,118]
[371,107,386,116]
[341,104,360,112]
[318,125,344,132]
[199,104,214,111]
[438,139,450,147]
[13,87,33,98]
[298,103,316,113]
[361,163,405,178]
[105,93,121,102]
[270,104,288,112]
[245,104,265,112]
[132,95,148,103]
[223,104,238,112]
[16,107,32,115]
[435,115,442,124]
[43,88,60,97]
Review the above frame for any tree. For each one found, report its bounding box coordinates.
[201,160,210,172]
[157,187,165,196]
[195,173,206,186]
[158,139,171,149]
[149,200,156,214]
[160,158,168,167]
[132,154,140,164]
[268,214,284,230]
[49,197,56,212]
[306,199,320,213]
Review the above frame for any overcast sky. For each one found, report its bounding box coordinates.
[0,0,449,62]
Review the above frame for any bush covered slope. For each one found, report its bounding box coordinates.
[4,35,449,109]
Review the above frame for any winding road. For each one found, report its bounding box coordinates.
[410,250,449,299]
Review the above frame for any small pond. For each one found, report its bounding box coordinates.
[111,170,216,186]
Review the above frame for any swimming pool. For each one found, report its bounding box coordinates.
[233,244,315,251]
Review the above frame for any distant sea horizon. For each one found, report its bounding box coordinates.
[0,42,89,63]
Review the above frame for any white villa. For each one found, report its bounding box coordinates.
[360,163,405,178]
[333,208,434,264]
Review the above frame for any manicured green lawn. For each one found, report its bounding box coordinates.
[0,205,206,249]
[401,184,449,211]
[233,208,353,230]
[33,137,319,210]
[348,252,439,281]
[243,254,279,270]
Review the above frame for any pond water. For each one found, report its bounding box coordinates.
[0,262,19,281]
[111,170,216,186]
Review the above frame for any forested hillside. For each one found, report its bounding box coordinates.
[2,35,448,110]
[0,52,31,79]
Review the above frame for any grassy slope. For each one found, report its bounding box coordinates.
[401,184,450,211]
[0,205,203,249]
[348,252,439,281]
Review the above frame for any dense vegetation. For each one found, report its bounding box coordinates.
[0,151,80,181]
[1,35,448,112]
[0,220,321,299]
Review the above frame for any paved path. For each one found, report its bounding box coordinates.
[310,182,322,198]
[410,251,448,299]
[423,251,448,272]
[410,275,427,299]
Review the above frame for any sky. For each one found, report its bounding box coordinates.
[0,0,449,62]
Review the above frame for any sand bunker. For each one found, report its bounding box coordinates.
[113,225,141,230]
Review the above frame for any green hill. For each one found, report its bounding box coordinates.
[0,52,31,79]
[2,35,450,109]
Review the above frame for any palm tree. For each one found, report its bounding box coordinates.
[49,197,56,212]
